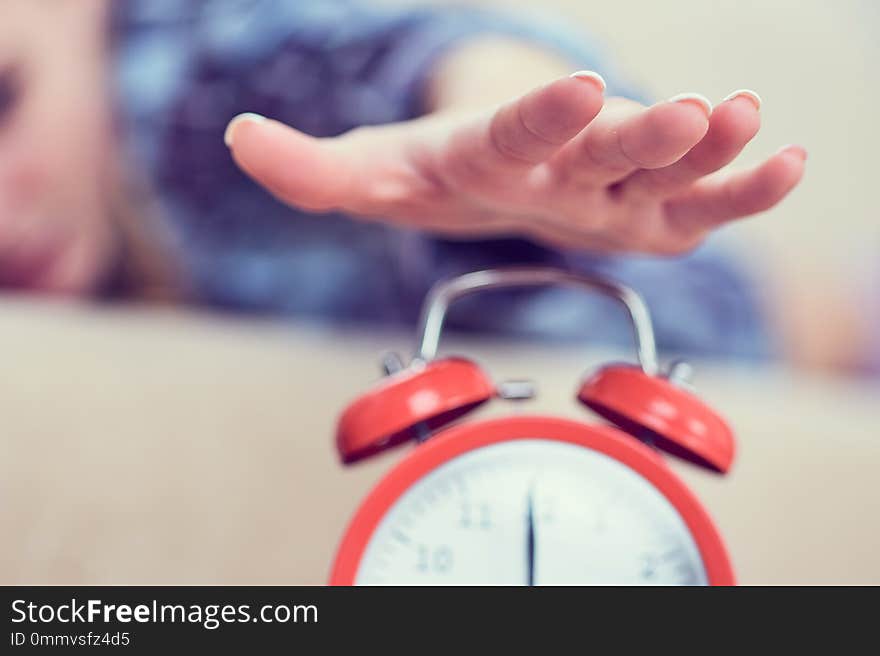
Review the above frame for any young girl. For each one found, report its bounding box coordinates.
[0,0,806,360]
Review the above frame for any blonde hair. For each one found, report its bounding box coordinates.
[104,162,189,303]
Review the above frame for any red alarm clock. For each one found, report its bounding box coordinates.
[330,267,735,585]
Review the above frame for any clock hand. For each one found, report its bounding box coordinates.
[526,486,536,586]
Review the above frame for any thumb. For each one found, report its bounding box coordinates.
[224,113,357,212]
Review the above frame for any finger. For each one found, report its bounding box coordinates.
[551,93,712,187]
[445,72,605,178]
[664,145,807,230]
[622,90,762,198]
[226,113,359,212]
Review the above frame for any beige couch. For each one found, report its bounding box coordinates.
[1,299,877,584]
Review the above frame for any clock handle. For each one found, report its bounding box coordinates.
[412,267,660,376]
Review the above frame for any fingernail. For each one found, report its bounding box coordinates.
[778,144,808,161]
[668,92,713,118]
[569,70,606,92]
[224,112,267,148]
[723,89,762,110]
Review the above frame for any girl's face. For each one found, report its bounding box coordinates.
[0,0,114,294]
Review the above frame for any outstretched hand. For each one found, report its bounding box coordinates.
[225,71,805,255]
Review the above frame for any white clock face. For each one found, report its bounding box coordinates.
[354,439,708,585]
